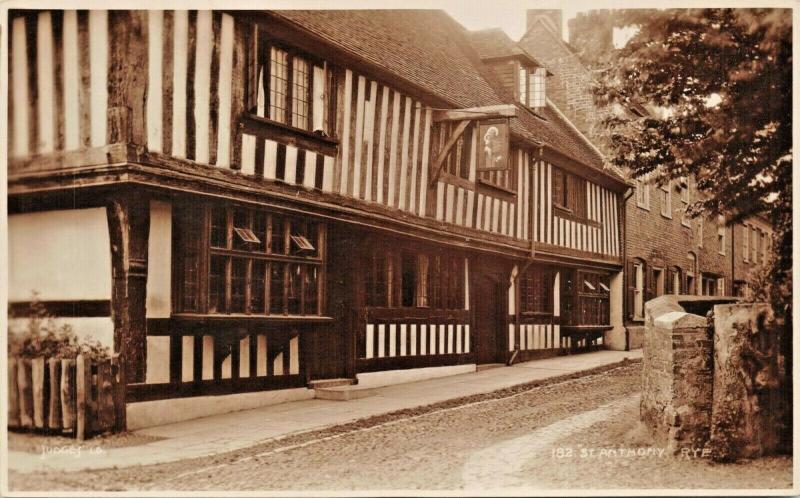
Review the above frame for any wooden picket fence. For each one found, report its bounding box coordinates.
[7,353,126,439]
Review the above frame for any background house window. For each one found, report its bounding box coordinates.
[718,219,727,255]
[686,252,697,294]
[743,224,749,261]
[632,261,644,320]
[696,216,704,247]
[751,226,758,262]
[680,184,691,227]
[761,231,769,265]
[518,66,528,106]
[635,179,650,209]
[660,182,672,218]
[175,204,325,317]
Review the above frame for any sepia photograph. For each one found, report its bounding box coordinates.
[0,1,794,495]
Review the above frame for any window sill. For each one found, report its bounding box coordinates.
[172,313,334,324]
[660,213,673,220]
[636,203,650,211]
[553,206,600,228]
[240,114,339,157]
[477,178,517,198]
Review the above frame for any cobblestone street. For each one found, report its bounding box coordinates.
[9,363,791,492]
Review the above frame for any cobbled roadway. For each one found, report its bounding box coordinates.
[10,362,791,492]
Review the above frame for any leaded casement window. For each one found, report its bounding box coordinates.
[562,268,610,326]
[552,167,587,219]
[519,266,554,314]
[249,35,336,136]
[363,244,465,310]
[174,202,326,317]
[517,64,546,109]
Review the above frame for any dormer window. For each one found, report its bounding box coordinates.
[517,64,546,109]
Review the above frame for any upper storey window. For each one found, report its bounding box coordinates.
[517,65,546,109]
[250,35,336,137]
[552,167,587,219]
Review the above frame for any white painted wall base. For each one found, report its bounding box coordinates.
[356,364,477,389]
[605,270,627,351]
[127,387,314,430]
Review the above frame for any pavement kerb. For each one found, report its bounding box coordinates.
[8,354,642,473]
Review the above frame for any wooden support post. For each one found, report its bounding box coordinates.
[95,360,115,434]
[18,359,34,429]
[107,193,151,384]
[111,353,127,432]
[76,354,93,440]
[48,359,62,431]
[8,358,20,428]
[428,119,470,188]
[61,359,76,433]
[31,357,47,429]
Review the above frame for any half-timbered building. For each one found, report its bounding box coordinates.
[7,9,628,426]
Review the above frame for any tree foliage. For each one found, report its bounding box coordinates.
[593,9,791,316]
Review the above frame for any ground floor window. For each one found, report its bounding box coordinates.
[363,243,465,310]
[701,275,718,296]
[563,268,611,326]
[174,201,326,316]
[519,266,554,314]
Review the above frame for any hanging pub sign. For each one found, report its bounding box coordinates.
[476,118,510,172]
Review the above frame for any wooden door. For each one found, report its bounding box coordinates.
[474,275,503,364]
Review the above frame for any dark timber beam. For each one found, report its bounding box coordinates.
[107,193,150,384]
[428,119,471,188]
[432,104,517,122]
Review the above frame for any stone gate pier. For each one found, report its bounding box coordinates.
[641,295,787,461]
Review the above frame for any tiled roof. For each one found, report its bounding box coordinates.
[469,28,542,66]
[273,9,620,180]
[273,10,503,109]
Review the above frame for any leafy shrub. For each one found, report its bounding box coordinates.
[8,296,110,360]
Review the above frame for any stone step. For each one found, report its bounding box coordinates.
[307,378,356,389]
[476,363,505,372]
[314,384,380,401]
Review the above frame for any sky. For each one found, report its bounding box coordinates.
[445,3,588,42]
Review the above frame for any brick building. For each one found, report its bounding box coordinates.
[518,9,771,349]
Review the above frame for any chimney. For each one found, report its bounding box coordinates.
[526,9,563,40]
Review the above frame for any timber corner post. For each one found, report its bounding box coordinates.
[107,193,151,386]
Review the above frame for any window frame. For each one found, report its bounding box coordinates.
[660,181,672,219]
[635,178,651,210]
[743,224,750,262]
[519,266,554,315]
[552,167,588,219]
[173,202,327,319]
[244,31,338,153]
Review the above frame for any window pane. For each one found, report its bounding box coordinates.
[232,208,252,251]
[304,265,319,315]
[253,211,268,253]
[416,255,429,307]
[401,252,416,307]
[209,255,227,313]
[270,262,286,314]
[269,47,289,124]
[270,215,286,254]
[251,260,267,314]
[210,206,228,248]
[288,263,302,314]
[518,66,527,105]
[291,56,310,130]
[178,205,204,312]
[230,258,248,313]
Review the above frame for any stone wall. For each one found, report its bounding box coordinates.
[641,295,718,451]
[641,295,786,460]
